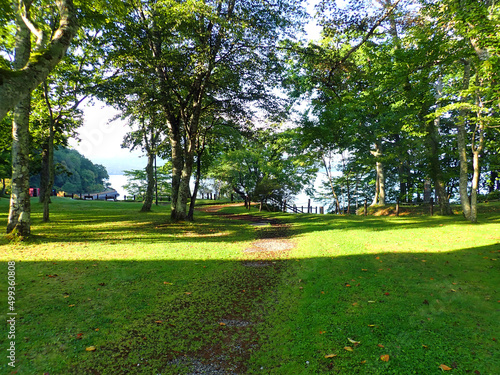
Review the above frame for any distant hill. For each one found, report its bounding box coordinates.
[30,148,111,194]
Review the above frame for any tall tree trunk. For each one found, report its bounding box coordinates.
[141,152,155,212]
[0,0,78,122]
[7,96,31,236]
[0,178,5,196]
[322,156,341,213]
[7,2,31,236]
[40,80,55,222]
[470,98,485,223]
[41,121,54,222]
[371,142,385,205]
[427,79,452,215]
[458,59,472,219]
[175,137,195,220]
[372,173,379,206]
[169,129,183,220]
[187,152,203,221]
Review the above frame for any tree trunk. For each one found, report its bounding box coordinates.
[0,178,5,196]
[470,151,480,223]
[169,130,183,220]
[377,160,385,205]
[175,144,194,221]
[7,96,31,236]
[141,152,155,212]
[0,0,78,122]
[458,59,472,219]
[7,4,32,236]
[427,82,452,215]
[470,97,485,223]
[322,156,341,213]
[187,152,203,221]
[42,120,54,222]
[371,142,385,205]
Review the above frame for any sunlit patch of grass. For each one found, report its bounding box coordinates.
[0,198,498,374]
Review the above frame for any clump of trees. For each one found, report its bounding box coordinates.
[30,148,110,195]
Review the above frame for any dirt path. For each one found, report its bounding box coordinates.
[172,204,295,373]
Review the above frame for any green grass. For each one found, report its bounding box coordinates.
[0,197,499,374]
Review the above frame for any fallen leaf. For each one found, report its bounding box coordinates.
[86,346,96,352]
[352,302,358,306]
[185,292,191,295]
[368,324,376,327]
[377,344,384,348]
[439,364,452,371]
[384,292,390,296]
[68,304,75,307]
[319,331,326,334]
[348,338,360,344]
[362,269,368,271]
[345,284,351,287]
[368,301,376,303]
[155,321,162,324]
[324,354,337,358]
[344,346,353,352]
[219,322,226,326]
[376,257,380,260]
[95,328,99,331]
[380,354,389,362]
[422,345,428,348]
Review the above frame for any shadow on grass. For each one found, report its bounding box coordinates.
[0,243,498,374]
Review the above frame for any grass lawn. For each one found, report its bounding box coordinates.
[0,197,499,374]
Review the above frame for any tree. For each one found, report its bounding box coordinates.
[123,164,171,199]
[210,129,317,209]
[120,98,167,212]
[100,0,306,221]
[0,0,78,121]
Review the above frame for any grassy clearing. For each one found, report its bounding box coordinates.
[0,198,499,374]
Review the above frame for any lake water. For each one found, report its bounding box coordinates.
[108,175,129,200]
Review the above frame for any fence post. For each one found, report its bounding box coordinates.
[430,198,434,216]
[320,206,324,214]
[396,199,400,217]
[364,199,368,216]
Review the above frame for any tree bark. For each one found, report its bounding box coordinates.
[169,126,183,220]
[187,152,203,221]
[0,0,78,122]
[7,96,31,236]
[7,1,32,236]
[41,120,54,222]
[457,59,472,219]
[141,152,155,212]
[322,156,341,213]
[371,142,385,205]
[427,79,452,215]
